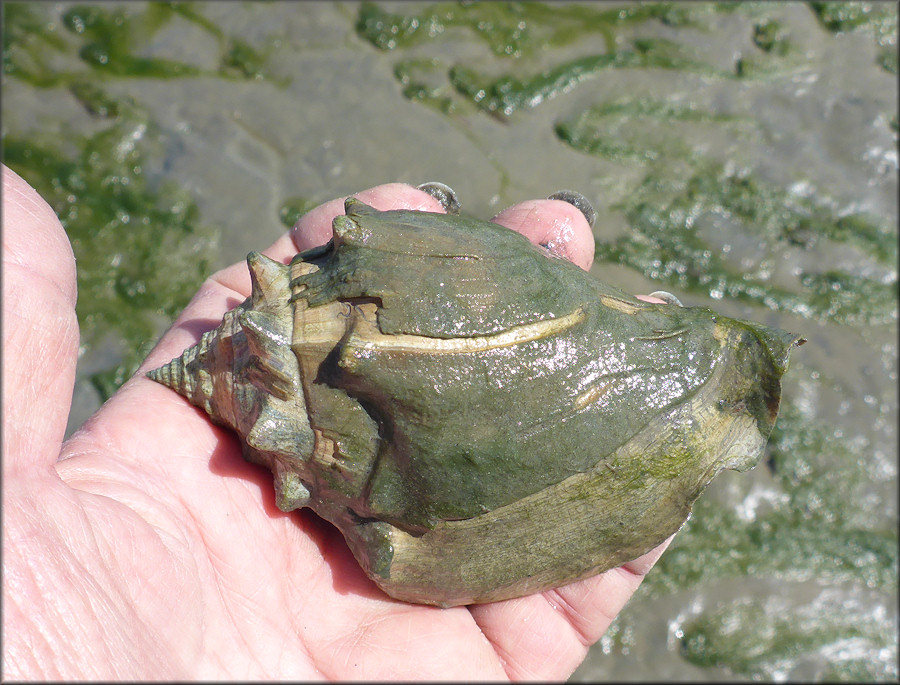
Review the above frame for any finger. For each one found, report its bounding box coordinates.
[469,536,673,680]
[289,182,447,253]
[491,198,595,271]
[636,294,667,304]
[2,165,80,476]
[492,200,676,303]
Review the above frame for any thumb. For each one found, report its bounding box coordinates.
[2,165,80,477]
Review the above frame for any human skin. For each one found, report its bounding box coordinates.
[3,165,669,680]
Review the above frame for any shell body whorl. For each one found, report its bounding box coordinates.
[148,198,802,606]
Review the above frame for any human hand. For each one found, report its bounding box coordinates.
[3,167,670,680]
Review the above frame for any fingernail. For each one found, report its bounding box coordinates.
[647,291,684,307]
[417,182,461,215]
[548,189,596,228]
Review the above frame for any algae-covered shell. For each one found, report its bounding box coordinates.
[148,195,803,607]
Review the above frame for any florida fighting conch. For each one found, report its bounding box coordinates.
[148,184,803,607]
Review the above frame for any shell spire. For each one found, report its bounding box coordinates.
[145,351,190,395]
[147,322,218,396]
[146,313,235,423]
[146,251,298,430]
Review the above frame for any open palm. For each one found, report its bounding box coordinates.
[3,168,669,680]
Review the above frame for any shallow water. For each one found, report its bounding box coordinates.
[3,2,897,680]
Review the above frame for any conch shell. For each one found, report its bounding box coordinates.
[149,197,803,606]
